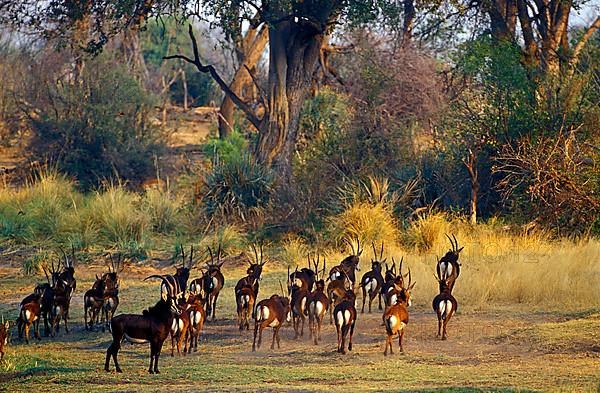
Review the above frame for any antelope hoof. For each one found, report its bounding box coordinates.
[442,336,447,341]
[148,369,154,374]
[116,368,123,373]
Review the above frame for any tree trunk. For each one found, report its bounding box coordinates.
[255,21,324,182]
[218,25,268,138]
[403,0,416,45]
[463,149,479,225]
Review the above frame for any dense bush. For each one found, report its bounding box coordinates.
[25,53,161,190]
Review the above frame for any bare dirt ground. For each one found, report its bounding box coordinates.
[1,263,598,392]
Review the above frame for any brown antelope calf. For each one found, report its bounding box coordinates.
[17,294,42,344]
[169,304,191,356]
[185,294,206,353]
[360,242,386,313]
[102,253,124,332]
[307,257,328,345]
[334,289,357,354]
[327,272,352,324]
[236,279,257,330]
[432,274,458,340]
[1,316,10,362]
[204,246,225,320]
[252,290,291,352]
[383,283,414,355]
[84,275,106,331]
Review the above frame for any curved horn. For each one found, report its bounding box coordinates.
[144,275,175,298]
[371,242,377,260]
[445,234,455,252]
[380,242,384,260]
[279,280,286,297]
[189,245,194,268]
[207,246,214,266]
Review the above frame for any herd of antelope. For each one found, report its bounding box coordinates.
[2,235,464,374]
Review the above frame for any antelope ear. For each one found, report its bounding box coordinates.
[457,247,464,253]
[409,282,417,290]
[217,262,224,268]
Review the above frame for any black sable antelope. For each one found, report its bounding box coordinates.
[252,283,291,352]
[329,237,363,289]
[333,289,357,354]
[307,256,328,345]
[161,245,193,302]
[436,234,464,292]
[290,265,310,339]
[289,254,317,292]
[203,246,225,320]
[360,242,386,313]
[105,276,179,374]
[432,271,458,340]
[58,246,77,305]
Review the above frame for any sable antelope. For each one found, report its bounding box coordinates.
[235,243,266,299]
[184,294,206,353]
[236,279,258,331]
[16,294,41,344]
[385,265,415,308]
[33,280,55,337]
[105,275,180,374]
[432,272,458,340]
[84,275,106,331]
[383,288,411,355]
[327,270,352,324]
[203,246,225,320]
[360,242,386,313]
[0,316,8,363]
[51,270,70,336]
[307,256,329,345]
[329,237,363,289]
[289,254,317,292]
[252,283,292,352]
[169,302,191,356]
[58,246,77,305]
[333,289,357,354]
[289,266,310,339]
[436,234,464,292]
[382,257,411,307]
[160,245,193,301]
[102,253,124,332]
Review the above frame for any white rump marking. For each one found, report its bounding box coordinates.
[438,301,446,317]
[212,277,218,289]
[445,300,453,317]
[268,318,279,328]
[315,301,324,316]
[390,294,397,305]
[344,310,351,324]
[171,319,178,333]
[389,315,397,328]
[366,279,376,293]
[300,297,307,313]
[25,310,31,321]
[124,333,149,344]
[259,306,269,321]
[336,311,344,326]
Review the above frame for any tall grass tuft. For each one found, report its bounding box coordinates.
[142,188,184,234]
[329,202,398,247]
[84,184,149,248]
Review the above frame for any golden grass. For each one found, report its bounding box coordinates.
[329,201,399,246]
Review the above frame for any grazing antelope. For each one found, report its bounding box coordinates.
[185,294,206,353]
[360,242,386,313]
[105,275,180,374]
[203,246,225,320]
[307,256,329,345]
[437,234,464,292]
[334,290,357,354]
[16,294,41,344]
[0,316,8,363]
[102,253,124,332]
[252,284,291,352]
[235,243,266,299]
[329,237,363,289]
[84,275,106,331]
[432,273,458,340]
